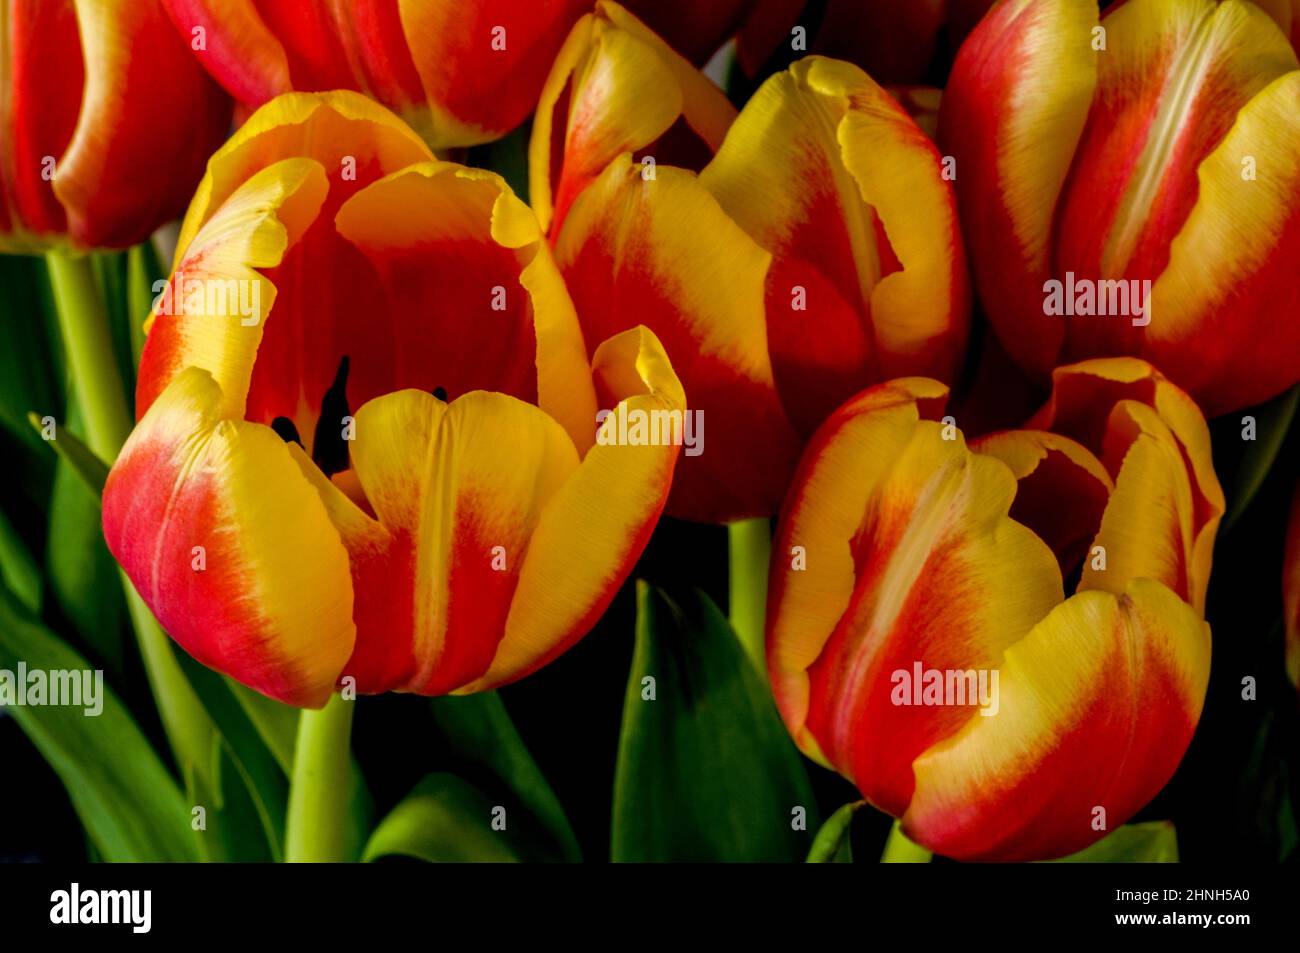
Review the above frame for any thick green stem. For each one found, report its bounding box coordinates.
[44,253,132,456]
[45,250,217,810]
[881,820,933,863]
[285,695,355,862]
[728,517,771,675]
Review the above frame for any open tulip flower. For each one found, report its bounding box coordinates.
[767,358,1224,860]
[99,90,685,708]
[0,0,230,251]
[163,0,589,151]
[540,35,968,522]
[941,0,1300,416]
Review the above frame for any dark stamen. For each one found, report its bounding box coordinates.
[271,416,302,447]
[431,386,448,402]
[312,356,352,477]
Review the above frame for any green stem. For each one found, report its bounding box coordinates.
[285,695,355,862]
[45,249,217,814]
[728,517,771,674]
[44,253,132,457]
[880,820,933,863]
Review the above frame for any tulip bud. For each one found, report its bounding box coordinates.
[0,0,230,252]
[162,0,589,151]
[767,359,1222,860]
[941,0,1300,415]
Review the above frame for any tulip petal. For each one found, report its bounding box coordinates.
[162,0,293,105]
[905,579,1211,861]
[463,325,684,691]
[701,56,968,435]
[1148,69,1300,413]
[398,0,589,149]
[335,160,598,455]
[1029,357,1223,611]
[767,378,951,766]
[102,367,356,708]
[554,152,801,521]
[529,1,736,234]
[137,156,330,420]
[970,429,1113,575]
[144,92,433,444]
[0,0,83,245]
[1053,0,1297,366]
[329,389,579,695]
[57,0,232,248]
[939,0,1099,376]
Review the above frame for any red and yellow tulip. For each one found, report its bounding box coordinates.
[0,0,230,252]
[767,358,1222,860]
[538,28,969,522]
[162,0,589,150]
[941,0,1300,416]
[100,90,685,708]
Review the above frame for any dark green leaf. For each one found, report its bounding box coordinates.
[41,406,123,668]
[175,652,290,860]
[611,583,818,861]
[363,773,519,863]
[0,256,61,456]
[0,585,197,861]
[1224,383,1300,531]
[430,691,580,861]
[0,504,42,614]
[27,410,109,496]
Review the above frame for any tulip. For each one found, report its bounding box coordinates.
[100,90,686,708]
[541,49,968,522]
[0,0,230,252]
[941,0,1300,416]
[530,0,739,237]
[1285,481,1300,691]
[766,358,1223,860]
[162,0,589,150]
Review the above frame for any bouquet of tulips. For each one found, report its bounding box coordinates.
[1,0,1298,867]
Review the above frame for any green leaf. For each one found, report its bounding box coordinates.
[1224,383,1300,531]
[0,256,61,456]
[1048,821,1179,862]
[228,677,299,774]
[0,504,42,614]
[363,773,519,863]
[430,691,580,861]
[807,801,865,863]
[0,585,198,861]
[27,411,109,496]
[175,653,290,860]
[612,583,818,861]
[42,422,123,669]
[126,243,162,368]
